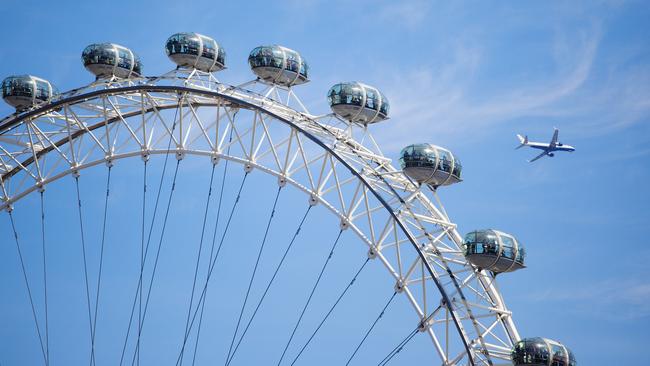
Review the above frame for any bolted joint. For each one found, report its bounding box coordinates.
[244,163,254,173]
[367,246,378,260]
[339,218,350,230]
[418,317,433,332]
[308,194,319,206]
[36,180,45,193]
[278,176,287,187]
[211,154,220,166]
[72,169,80,178]
[141,151,150,162]
[105,156,114,168]
[4,203,14,213]
[394,279,405,293]
[176,150,185,161]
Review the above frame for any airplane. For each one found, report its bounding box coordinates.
[516,128,575,162]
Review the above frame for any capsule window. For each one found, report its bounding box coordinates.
[271,48,283,68]
[201,37,216,59]
[409,145,436,168]
[285,51,300,73]
[439,150,452,173]
[501,236,515,254]
[35,81,50,101]
[299,61,308,77]
[340,84,362,106]
[365,88,378,110]
[328,84,343,105]
[185,37,200,56]
[117,48,132,70]
[452,159,462,177]
[166,34,181,54]
[133,56,142,75]
[379,93,389,115]
[217,47,226,66]
[516,247,525,263]
[253,48,270,67]
[98,47,116,65]
[11,78,32,97]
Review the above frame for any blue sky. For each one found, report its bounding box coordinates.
[1,1,649,365]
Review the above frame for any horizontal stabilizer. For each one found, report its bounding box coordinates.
[515,134,528,149]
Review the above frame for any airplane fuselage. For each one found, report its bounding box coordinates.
[516,128,575,162]
[527,143,575,152]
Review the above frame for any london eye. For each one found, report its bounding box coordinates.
[0,34,575,365]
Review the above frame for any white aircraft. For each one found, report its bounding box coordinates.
[516,128,575,162]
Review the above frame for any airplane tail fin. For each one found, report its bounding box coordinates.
[516,134,528,149]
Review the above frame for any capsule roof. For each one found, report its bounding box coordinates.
[165,32,226,72]
[2,75,57,111]
[463,229,525,273]
[399,143,462,187]
[512,337,576,366]
[82,43,142,79]
[327,82,389,124]
[248,45,308,87]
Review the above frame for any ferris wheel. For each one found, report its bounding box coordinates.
[0,33,576,366]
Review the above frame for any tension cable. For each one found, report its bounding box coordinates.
[225,204,313,366]
[224,186,283,364]
[288,257,370,366]
[276,229,344,366]
[345,291,398,365]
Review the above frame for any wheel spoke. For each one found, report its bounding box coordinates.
[6,211,47,365]
[224,186,283,365]
[132,158,182,365]
[226,205,313,366]
[276,229,343,366]
[345,291,397,365]
[39,190,50,366]
[288,257,370,366]
[90,165,112,364]
[174,171,250,364]
[73,174,96,366]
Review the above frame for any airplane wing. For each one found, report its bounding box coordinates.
[529,150,548,162]
[550,128,559,146]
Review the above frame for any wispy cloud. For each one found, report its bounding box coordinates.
[376,0,432,30]
[371,21,650,152]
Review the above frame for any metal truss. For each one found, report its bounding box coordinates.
[0,69,520,365]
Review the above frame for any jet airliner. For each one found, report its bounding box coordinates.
[516,128,575,162]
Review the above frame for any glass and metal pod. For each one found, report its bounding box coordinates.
[399,143,461,188]
[248,45,308,86]
[82,43,143,79]
[327,82,389,124]
[512,337,576,366]
[463,229,525,273]
[2,75,57,111]
[165,32,226,72]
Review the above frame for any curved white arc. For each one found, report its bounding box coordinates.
[0,82,521,364]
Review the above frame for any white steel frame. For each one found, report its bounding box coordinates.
[0,69,520,366]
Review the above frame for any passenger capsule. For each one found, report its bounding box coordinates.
[512,337,576,366]
[463,229,525,273]
[248,45,308,86]
[399,144,461,187]
[82,43,142,79]
[165,32,226,72]
[2,75,57,111]
[327,82,389,124]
